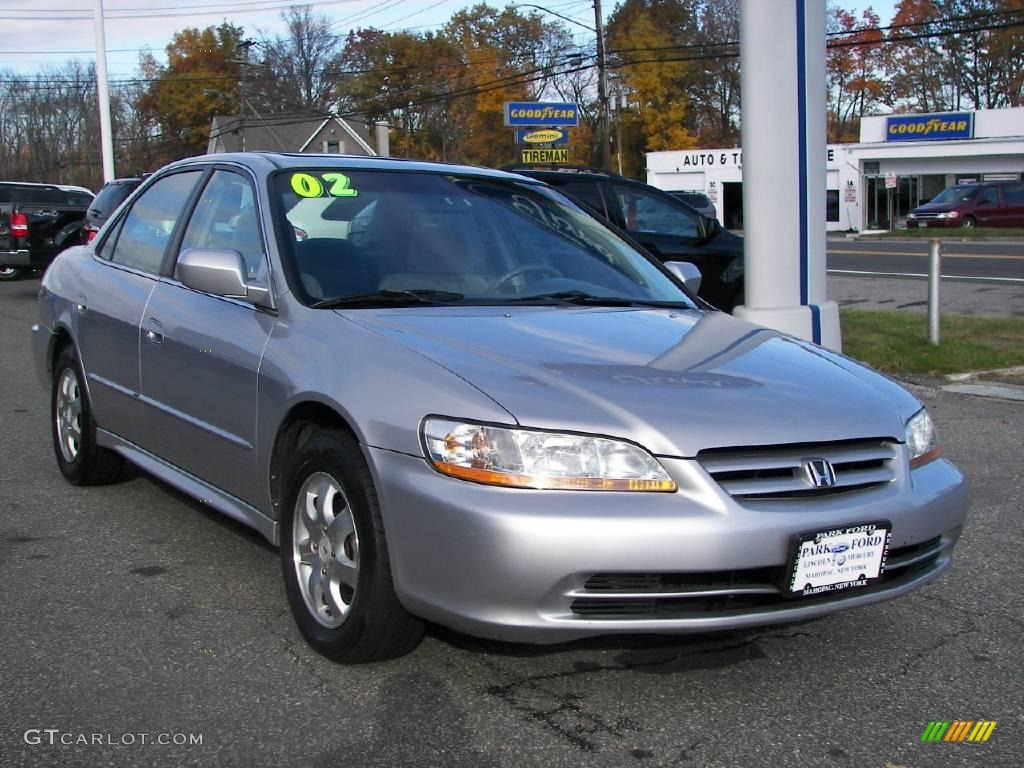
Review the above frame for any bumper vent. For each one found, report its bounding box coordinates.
[698,438,898,500]
[570,537,943,619]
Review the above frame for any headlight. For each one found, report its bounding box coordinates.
[936,211,960,219]
[905,408,942,469]
[907,213,917,220]
[421,418,677,491]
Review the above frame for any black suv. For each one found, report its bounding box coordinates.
[506,167,744,310]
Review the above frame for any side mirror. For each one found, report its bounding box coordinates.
[176,248,270,306]
[706,216,721,236]
[664,261,702,294]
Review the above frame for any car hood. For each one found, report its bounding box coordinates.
[913,202,961,214]
[346,307,919,457]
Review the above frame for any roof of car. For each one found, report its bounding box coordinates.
[168,152,547,184]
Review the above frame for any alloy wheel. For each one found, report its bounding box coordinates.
[291,471,360,628]
[55,367,83,463]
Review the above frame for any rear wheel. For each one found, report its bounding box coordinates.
[279,427,424,663]
[961,215,977,229]
[51,346,124,484]
[0,265,23,281]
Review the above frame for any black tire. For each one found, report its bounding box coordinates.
[0,265,24,281]
[51,346,125,485]
[961,215,977,229]
[279,427,424,663]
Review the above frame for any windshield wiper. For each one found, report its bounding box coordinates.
[505,290,686,308]
[311,289,465,308]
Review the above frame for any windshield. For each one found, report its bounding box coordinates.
[273,169,695,308]
[929,185,979,204]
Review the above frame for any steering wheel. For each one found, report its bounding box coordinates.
[488,263,562,294]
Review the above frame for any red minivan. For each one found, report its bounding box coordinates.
[906,181,1024,229]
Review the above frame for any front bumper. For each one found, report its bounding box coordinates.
[370,446,968,643]
[905,219,960,229]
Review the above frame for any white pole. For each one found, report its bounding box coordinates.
[733,0,841,350]
[93,0,115,183]
[928,239,941,345]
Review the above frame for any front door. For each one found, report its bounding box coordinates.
[139,169,275,505]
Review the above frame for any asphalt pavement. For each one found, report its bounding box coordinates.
[827,237,1024,283]
[1,276,1021,768]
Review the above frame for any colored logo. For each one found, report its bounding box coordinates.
[520,148,569,164]
[505,102,579,127]
[921,720,997,742]
[515,128,569,145]
[886,112,973,142]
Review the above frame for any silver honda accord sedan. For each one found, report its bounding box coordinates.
[32,154,968,662]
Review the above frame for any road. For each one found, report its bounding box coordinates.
[827,238,1024,283]
[1,278,1021,768]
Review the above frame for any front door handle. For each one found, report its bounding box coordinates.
[145,318,163,345]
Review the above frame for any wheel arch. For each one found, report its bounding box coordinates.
[267,399,362,521]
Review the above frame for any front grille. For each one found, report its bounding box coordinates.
[570,537,943,619]
[914,212,942,221]
[698,438,898,500]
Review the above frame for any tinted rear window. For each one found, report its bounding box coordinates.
[90,182,139,216]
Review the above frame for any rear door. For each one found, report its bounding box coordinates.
[76,170,205,444]
[999,182,1024,227]
[540,177,610,219]
[139,168,275,505]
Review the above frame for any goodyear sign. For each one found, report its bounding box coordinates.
[521,148,569,164]
[886,112,973,141]
[515,128,569,146]
[505,102,579,127]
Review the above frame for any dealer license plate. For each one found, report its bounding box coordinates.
[787,522,891,597]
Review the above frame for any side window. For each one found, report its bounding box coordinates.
[179,170,265,279]
[104,171,203,274]
[553,180,607,218]
[612,185,700,238]
[979,187,998,205]
[1002,183,1024,203]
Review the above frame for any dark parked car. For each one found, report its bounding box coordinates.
[668,190,717,220]
[507,167,745,310]
[906,180,1024,229]
[84,177,146,243]
[0,181,93,280]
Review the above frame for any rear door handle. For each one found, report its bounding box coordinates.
[145,318,163,344]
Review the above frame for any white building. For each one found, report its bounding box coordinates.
[646,107,1024,232]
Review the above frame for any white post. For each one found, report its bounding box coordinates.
[928,239,941,345]
[733,0,841,350]
[93,0,115,183]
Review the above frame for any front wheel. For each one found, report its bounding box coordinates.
[279,427,424,663]
[0,265,23,281]
[961,215,977,229]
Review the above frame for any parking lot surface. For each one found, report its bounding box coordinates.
[1,277,1020,768]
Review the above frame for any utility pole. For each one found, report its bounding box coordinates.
[593,0,611,170]
[92,0,115,182]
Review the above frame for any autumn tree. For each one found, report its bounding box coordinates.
[607,0,700,176]
[137,23,247,160]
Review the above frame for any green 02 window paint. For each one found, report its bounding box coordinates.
[290,172,359,198]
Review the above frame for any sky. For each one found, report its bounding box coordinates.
[0,0,899,78]
[0,0,597,77]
